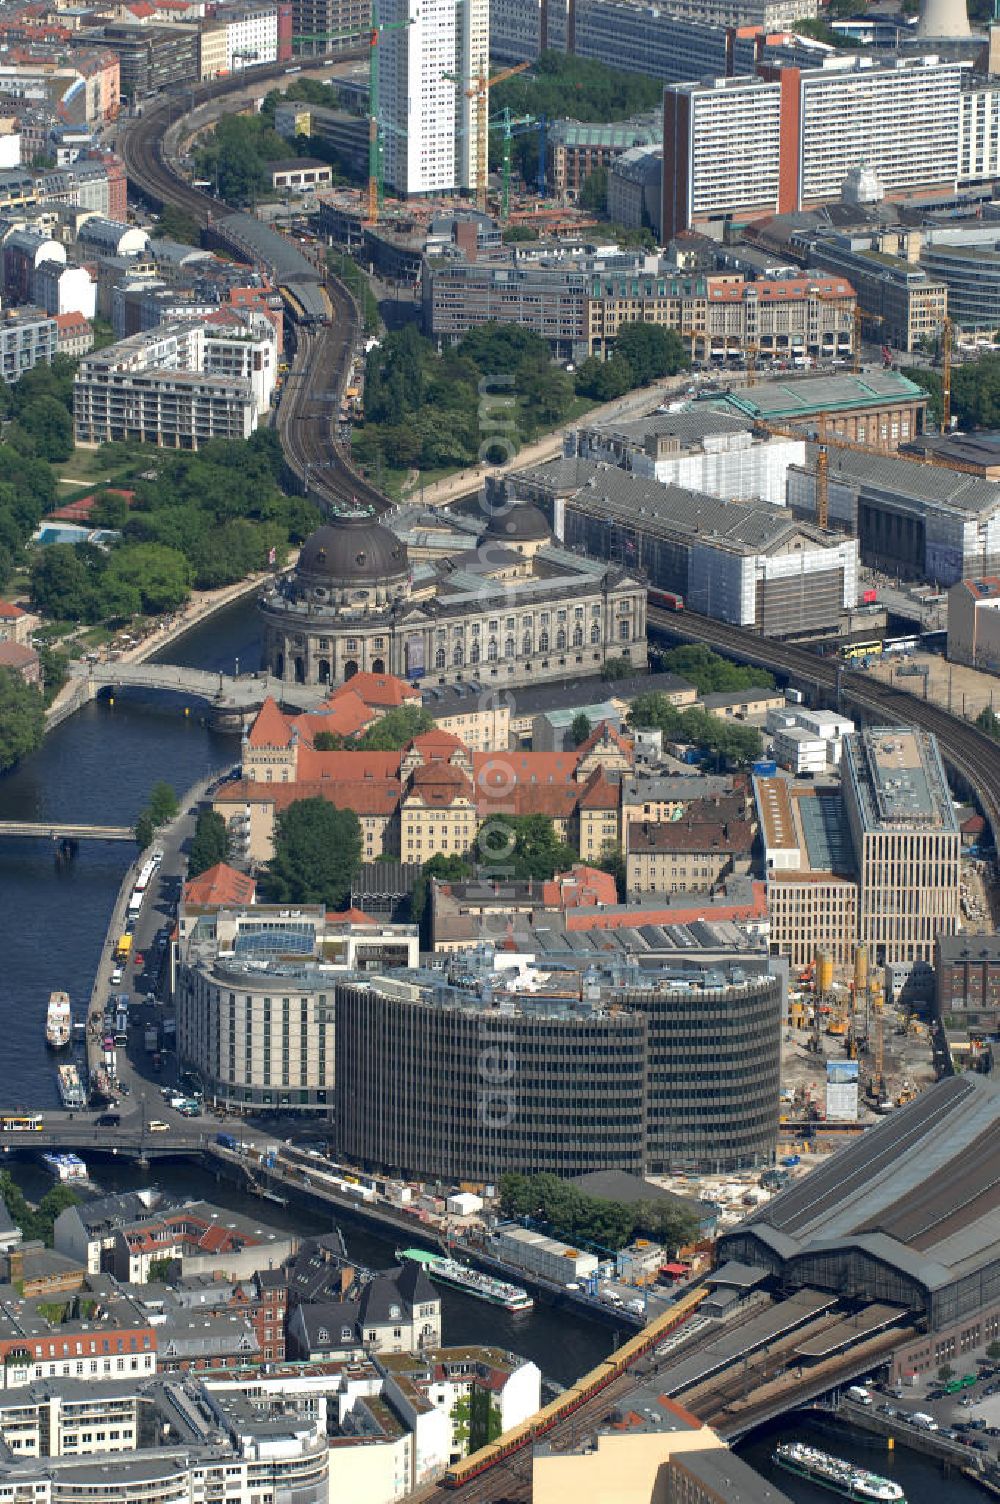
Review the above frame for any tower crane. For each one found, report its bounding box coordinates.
[942,314,953,433]
[445,61,529,211]
[291,3,415,225]
[490,107,534,219]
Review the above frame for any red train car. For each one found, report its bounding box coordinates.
[649,588,684,612]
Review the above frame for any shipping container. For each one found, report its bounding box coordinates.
[862,588,878,605]
[752,760,778,777]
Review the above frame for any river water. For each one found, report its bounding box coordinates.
[0,598,977,1486]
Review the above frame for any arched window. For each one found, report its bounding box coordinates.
[590,622,600,644]
[504,636,515,658]
[538,630,549,653]
[522,632,532,656]
[487,638,498,661]
[572,625,583,647]
[453,644,464,666]
[470,640,480,664]
[556,629,566,651]
[435,647,446,668]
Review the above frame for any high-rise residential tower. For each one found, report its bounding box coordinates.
[379,0,489,196]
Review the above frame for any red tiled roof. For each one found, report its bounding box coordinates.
[0,642,37,669]
[327,671,419,709]
[575,719,633,763]
[294,692,377,742]
[476,781,579,820]
[408,728,466,759]
[246,697,294,748]
[0,601,25,619]
[326,907,376,925]
[47,489,134,525]
[576,766,619,810]
[541,865,618,908]
[293,747,400,784]
[183,862,256,908]
[962,576,1000,600]
[406,763,473,805]
[473,749,580,792]
[216,777,401,817]
[54,310,89,331]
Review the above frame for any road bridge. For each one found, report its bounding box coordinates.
[68,661,327,718]
[0,822,133,841]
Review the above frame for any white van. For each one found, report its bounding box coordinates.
[847,1386,873,1405]
[910,1412,938,1431]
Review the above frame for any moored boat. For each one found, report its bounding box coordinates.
[774,1442,905,1502]
[397,1248,533,1312]
[45,992,72,1050]
[56,1063,86,1111]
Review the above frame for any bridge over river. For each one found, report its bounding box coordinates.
[67,661,326,725]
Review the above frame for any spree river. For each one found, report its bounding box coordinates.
[0,599,983,1486]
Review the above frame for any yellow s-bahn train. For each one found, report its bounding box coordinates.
[441,1286,707,1488]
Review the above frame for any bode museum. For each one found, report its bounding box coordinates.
[258,498,648,691]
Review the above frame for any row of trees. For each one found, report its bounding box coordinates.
[356,320,687,476]
[259,798,582,913]
[658,644,775,697]
[0,666,45,774]
[499,1172,700,1254]
[134,780,179,851]
[29,434,318,625]
[574,324,688,401]
[0,1170,78,1248]
[903,350,1000,431]
[627,690,763,767]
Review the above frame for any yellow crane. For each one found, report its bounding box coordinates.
[446,61,529,212]
[942,315,953,433]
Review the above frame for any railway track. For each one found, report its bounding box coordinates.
[119,64,387,516]
[649,606,1000,843]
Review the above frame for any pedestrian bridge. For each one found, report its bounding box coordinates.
[71,662,326,715]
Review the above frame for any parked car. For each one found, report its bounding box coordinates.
[148,1120,169,1132]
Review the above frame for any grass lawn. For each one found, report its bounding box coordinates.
[56,445,151,487]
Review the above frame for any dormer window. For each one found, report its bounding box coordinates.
[389,1304,401,1319]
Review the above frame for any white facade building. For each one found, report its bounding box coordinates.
[379,0,488,196]
[73,321,257,449]
[202,312,277,415]
[34,260,96,320]
[772,725,829,776]
[219,3,280,68]
[790,708,855,765]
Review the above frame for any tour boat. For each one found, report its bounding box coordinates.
[45,991,72,1050]
[397,1248,534,1312]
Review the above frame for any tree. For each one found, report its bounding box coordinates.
[571,712,592,747]
[601,656,634,681]
[661,644,774,696]
[148,781,179,826]
[147,1256,175,1282]
[614,322,689,384]
[134,811,155,850]
[18,394,73,461]
[598,845,626,901]
[313,730,346,751]
[267,797,362,907]
[355,704,435,750]
[977,705,1000,740]
[575,355,635,402]
[30,545,95,622]
[579,164,608,212]
[938,1363,956,1383]
[987,1341,1000,1361]
[104,544,191,616]
[0,666,43,772]
[188,809,229,877]
[410,851,473,928]
[481,814,577,881]
[153,206,200,244]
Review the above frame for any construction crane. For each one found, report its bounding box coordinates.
[745,344,760,387]
[942,314,953,433]
[490,108,534,220]
[853,305,885,375]
[291,4,414,225]
[816,410,829,529]
[445,61,529,212]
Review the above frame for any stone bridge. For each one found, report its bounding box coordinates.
[70,662,325,722]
